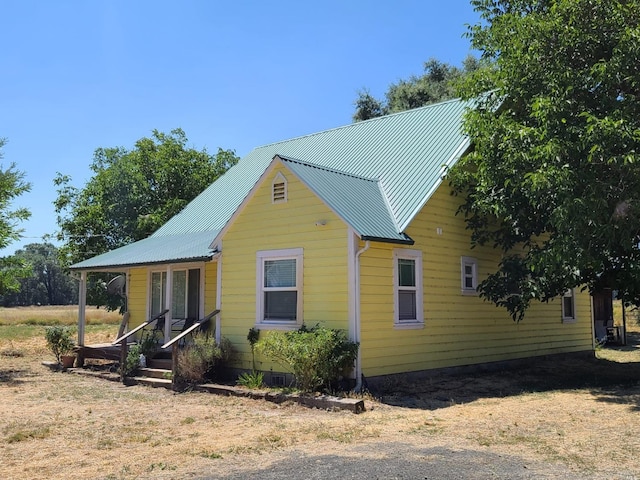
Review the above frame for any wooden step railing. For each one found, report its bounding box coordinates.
[112,309,169,345]
[160,309,220,386]
[160,309,220,350]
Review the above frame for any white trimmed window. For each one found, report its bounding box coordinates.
[272,172,287,203]
[256,248,303,327]
[460,256,478,295]
[393,249,424,327]
[150,268,201,320]
[562,289,576,323]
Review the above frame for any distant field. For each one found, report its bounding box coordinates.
[0,305,121,326]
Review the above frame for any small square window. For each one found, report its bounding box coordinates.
[461,256,478,295]
[562,289,576,322]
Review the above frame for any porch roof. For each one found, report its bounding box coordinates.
[69,230,217,271]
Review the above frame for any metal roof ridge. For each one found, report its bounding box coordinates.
[252,97,466,150]
[276,155,379,182]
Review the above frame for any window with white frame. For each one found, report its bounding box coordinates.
[393,249,423,326]
[256,248,303,326]
[272,172,287,203]
[150,271,167,317]
[460,256,478,294]
[149,268,201,320]
[562,289,576,322]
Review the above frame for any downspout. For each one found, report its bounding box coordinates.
[354,240,370,392]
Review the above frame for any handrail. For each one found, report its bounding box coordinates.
[160,309,220,349]
[111,309,169,345]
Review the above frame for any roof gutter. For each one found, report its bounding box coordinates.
[360,234,414,245]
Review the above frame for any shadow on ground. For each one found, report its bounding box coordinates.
[0,367,31,385]
[375,333,640,411]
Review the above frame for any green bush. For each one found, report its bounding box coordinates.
[236,370,265,389]
[175,334,232,385]
[122,344,143,376]
[258,325,358,393]
[44,326,75,364]
[121,332,160,377]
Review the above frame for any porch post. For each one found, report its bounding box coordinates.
[164,265,172,342]
[77,271,87,346]
[215,254,222,344]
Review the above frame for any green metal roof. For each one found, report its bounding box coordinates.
[72,98,470,270]
[278,156,411,244]
[70,231,216,270]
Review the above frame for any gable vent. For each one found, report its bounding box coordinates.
[272,172,287,203]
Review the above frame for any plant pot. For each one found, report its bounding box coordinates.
[60,355,75,369]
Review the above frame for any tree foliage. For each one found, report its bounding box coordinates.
[353,56,482,122]
[54,128,238,265]
[54,128,238,308]
[1,243,77,307]
[449,0,640,320]
[0,138,32,294]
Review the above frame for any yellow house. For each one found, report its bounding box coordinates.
[71,98,594,386]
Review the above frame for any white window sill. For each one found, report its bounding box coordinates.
[461,289,478,296]
[254,322,300,331]
[394,322,425,330]
[562,317,577,324]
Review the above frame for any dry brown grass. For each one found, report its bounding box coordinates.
[0,319,639,479]
[0,305,121,326]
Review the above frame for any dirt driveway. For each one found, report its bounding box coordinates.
[1,331,640,479]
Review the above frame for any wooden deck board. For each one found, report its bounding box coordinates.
[75,344,123,362]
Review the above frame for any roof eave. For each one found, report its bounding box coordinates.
[69,254,216,272]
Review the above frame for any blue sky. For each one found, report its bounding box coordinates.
[1,0,479,256]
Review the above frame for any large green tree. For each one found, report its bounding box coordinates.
[353,56,481,122]
[55,128,238,266]
[1,243,77,306]
[449,0,640,320]
[0,138,32,294]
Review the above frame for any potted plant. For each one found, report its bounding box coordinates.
[45,326,76,369]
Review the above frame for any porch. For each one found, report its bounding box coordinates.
[74,309,220,388]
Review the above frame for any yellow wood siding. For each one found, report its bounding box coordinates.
[221,162,350,371]
[359,182,593,377]
[126,267,147,328]
[204,261,217,316]
[126,263,217,331]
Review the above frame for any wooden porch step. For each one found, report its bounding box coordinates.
[137,367,172,379]
[129,376,172,389]
[147,358,172,370]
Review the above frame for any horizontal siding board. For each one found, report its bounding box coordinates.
[359,182,594,377]
[127,268,147,328]
[220,166,350,369]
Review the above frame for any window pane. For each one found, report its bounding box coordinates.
[188,269,200,320]
[151,272,166,316]
[465,265,473,276]
[264,291,297,321]
[398,259,416,287]
[398,290,416,321]
[464,275,474,289]
[264,259,296,287]
[172,270,187,319]
[563,296,574,318]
